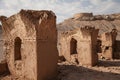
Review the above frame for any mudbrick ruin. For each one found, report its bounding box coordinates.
[0,10,120,80]
[57,13,120,61]
[58,26,99,66]
[0,10,58,80]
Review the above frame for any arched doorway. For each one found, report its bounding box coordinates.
[14,37,22,60]
[70,38,77,55]
[70,38,78,64]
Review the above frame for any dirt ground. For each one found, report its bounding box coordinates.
[57,59,120,80]
[0,60,120,80]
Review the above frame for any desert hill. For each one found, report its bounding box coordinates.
[57,13,120,40]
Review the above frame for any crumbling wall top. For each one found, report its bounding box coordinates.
[0,9,56,25]
[100,29,117,42]
[60,26,99,38]
[0,16,7,22]
[80,26,99,33]
[20,9,56,24]
[81,26,95,30]
[111,28,117,34]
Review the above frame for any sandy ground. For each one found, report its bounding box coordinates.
[0,60,120,80]
[57,60,120,80]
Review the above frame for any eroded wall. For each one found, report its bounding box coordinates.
[36,11,58,80]
[0,10,58,80]
[58,27,99,66]
[0,25,5,62]
[98,29,117,59]
[0,13,37,80]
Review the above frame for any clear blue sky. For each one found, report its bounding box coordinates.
[0,0,120,23]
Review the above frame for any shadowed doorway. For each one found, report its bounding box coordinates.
[14,37,22,60]
[70,38,77,55]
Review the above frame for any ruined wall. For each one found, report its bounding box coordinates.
[57,12,120,63]
[0,10,58,80]
[0,25,5,62]
[36,11,58,80]
[58,26,99,66]
[0,20,8,76]
[20,10,38,80]
[99,33,113,59]
[0,40,4,62]
[98,29,117,59]
[0,13,37,80]
[20,10,58,80]
[78,27,99,66]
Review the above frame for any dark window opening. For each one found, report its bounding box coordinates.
[14,37,22,60]
[105,46,109,50]
[97,39,102,46]
[96,39,102,53]
[70,38,77,55]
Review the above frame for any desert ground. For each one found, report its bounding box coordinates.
[0,59,120,80]
[57,59,120,80]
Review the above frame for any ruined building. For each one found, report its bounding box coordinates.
[97,29,117,59]
[0,10,58,80]
[0,10,120,79]
[58,26,99,66]
[57,13,120,65]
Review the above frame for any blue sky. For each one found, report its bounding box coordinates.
[0,0,120,23]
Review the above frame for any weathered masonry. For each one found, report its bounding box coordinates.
[98,29,117,59]
[58,26,99,66]
[0,10,58,80]
[57,12,120,66]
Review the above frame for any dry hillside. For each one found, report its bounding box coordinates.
[57,13,120,40]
